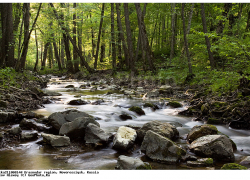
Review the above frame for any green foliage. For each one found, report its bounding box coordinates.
[0,67,39,90]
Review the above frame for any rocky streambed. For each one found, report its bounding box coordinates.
[0,75,250,170]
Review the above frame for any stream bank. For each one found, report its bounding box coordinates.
[0,71,250,170]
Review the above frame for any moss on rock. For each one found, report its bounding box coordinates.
[221,163,247,170]
[167,101,182,108]
[207,118,222,125]
[129,106,145,115]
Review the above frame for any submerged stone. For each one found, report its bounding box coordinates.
[128,106,145,116]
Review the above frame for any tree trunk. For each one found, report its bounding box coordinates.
[90,13,96,59]
[0,3,15,68]
[111,3,116,70]
[169,3,176,64]
[116,3,129,68]
[135,3,147,62]
[216,3,232,35]
[60,38,65,68]
[181,3,192,74]
[100,27,105,63]
[78,15,83,67]
[18,3,42,71]
[201,3,215,69]
[73,3,79,73]
[135,3,155,72]
[94,3,105,69]
[53,41,62,71]
[50,3,93,73]
[33,27,39,72]
[41,42,50,70]
[179,3,194,60]
[124,3,135,73]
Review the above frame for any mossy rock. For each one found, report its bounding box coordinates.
[201,103,209,114]
[211,101,227,108]
[136,163,152,170]
[204,158,213,165]
[143,103,158,110]
[0,100,8,108]
[207,118,222,125]
[167,101,182,108]
[221,163,247,170]
[129,106,145,116]
[65,85,74,88]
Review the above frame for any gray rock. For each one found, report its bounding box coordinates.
[239,156,250,165]
[41,133,70,147]
[8,126,22,135]
[124,90,134,95]
[59,116,99,139]
[116,155,151,170]
[0,111,18,123]
[48,110,94,130]
[137,120,179,142]
[147,89,159,98]
[141,130,186,164]
[190,135,235,162]
[19,118,50,131]
[84,123,109,144]
[113,126,137,151]
[21,131,38,141]
[187,124,218,143]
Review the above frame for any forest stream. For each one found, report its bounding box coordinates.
[0,76,250,170]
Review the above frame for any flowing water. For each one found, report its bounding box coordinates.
[0,76,250,170]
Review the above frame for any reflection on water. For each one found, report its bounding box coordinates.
[0,76,250,170]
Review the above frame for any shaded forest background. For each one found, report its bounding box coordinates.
[1,3,250,95]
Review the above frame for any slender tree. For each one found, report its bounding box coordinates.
[181,3,192,74]
[94,3,105,69]
[116,3,129,68]
[201,3,215,69]
[111,3,116,70]
[135,3,155,72]
[73,3,79,73]
[169,3,176,65]
[124,3,135,73]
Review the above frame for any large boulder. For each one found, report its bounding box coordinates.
[187,124,218,143]
[48,110,93,130]
[59,116,99,139]
[115,155,151,170]
[41,133,70,147]
[141,130,186,164]
[113,126,137,151]
[137,120,179,142]
[84,123,109,144]
[190,135,235,162]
